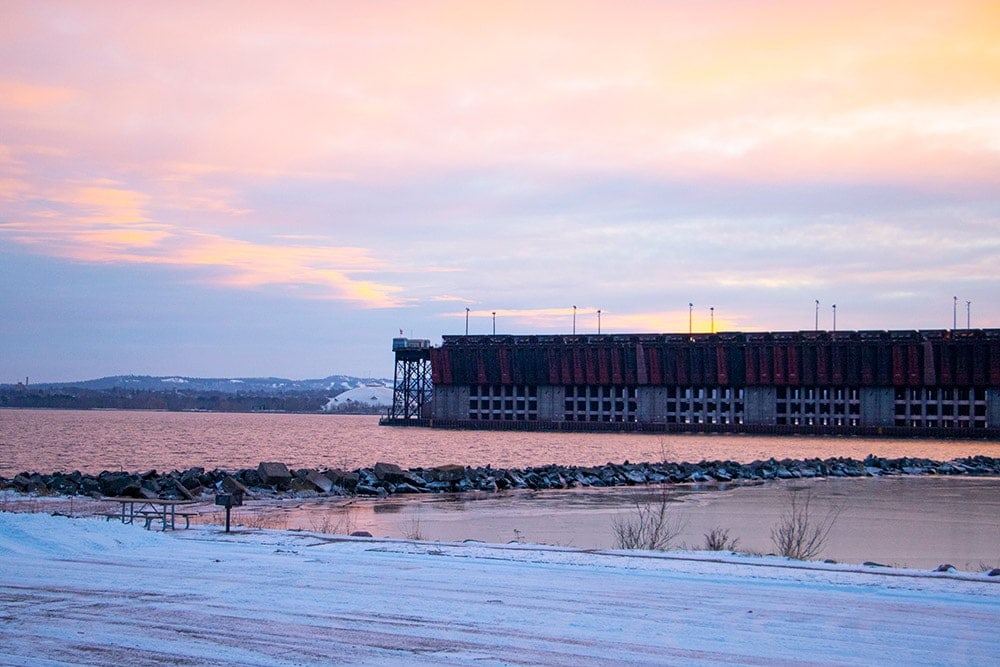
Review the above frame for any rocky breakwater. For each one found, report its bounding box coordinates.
[2,455,999,501]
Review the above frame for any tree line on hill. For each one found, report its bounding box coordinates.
[0,386,373,413]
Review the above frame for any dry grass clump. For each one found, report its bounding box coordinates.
[703,527,740,552]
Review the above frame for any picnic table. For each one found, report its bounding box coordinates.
[103,497,197,531]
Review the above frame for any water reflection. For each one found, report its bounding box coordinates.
[238,476,1000,570]
[372,503,405,514]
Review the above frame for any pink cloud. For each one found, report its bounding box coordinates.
[4,1,997,183]
[1,177,404,307]
[0,81,75,111]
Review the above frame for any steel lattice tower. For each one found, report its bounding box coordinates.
[388,338,432,420]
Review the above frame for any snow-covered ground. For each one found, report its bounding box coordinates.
[1,512,997,666]
[323,384,393,411]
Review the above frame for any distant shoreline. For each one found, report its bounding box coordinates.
[0,404,385,415]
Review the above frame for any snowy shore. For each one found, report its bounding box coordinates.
[1,512,997,665]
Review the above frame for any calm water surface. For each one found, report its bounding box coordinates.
[259,476,1000,570]
[2,409,999,474]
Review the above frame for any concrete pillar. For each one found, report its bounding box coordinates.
[744,386,776,425]
[637,387,668,423]
[431,386,468,420]
[987,389,1000,428]
[860,387,895,427]
[537,386,565,422]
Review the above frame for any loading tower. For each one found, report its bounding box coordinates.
[386,337,433,421]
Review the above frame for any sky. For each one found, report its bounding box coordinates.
[2,1,999,382]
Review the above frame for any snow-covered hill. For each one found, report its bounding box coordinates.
[6,374,392,394]
[322,383,394,411]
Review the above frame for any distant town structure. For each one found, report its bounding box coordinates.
[383,329,1000,438]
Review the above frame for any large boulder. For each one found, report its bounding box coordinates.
[625,470,647,485]
[304,470,334,493]
[166,475,196,500]
[79,475,102,496]
[289,477,318,494]
[372,462,405,483]
[10,474,33,492]
[371,463,426,489]
[139,477,161,498]
[257,462,292,488]
[325,469,359,490]
[392,482,424,494]
[235,468,262,487]
[221,475,250,496]
[98,471,141,497]
[179,468,205,491]
[48,473,80,494]
[428,464,467,483]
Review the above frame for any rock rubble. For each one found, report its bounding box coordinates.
[2,455,999,501]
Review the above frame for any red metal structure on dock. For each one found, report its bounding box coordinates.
[385,329,1000,438]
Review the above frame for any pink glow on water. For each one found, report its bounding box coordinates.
[2,410,998,475]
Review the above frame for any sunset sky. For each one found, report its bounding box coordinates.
[2,1,998,382]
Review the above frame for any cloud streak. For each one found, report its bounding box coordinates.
[2,179,403,306]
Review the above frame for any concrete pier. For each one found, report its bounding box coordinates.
[387,329,1000,437]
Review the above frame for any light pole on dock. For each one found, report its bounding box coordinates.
[465,307,469,336]
[597,309,601,335]
[815,300,819,331]
[688,303,693,336]
[492,311,496,335]
[953,296,957,330]
[967,301,971,329]
[832,304,837,332]
[710,307,715,334]
[573,305,577,335]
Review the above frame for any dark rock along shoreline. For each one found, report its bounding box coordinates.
[2,455,999,501]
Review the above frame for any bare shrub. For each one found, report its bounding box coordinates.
[309,506,356,535]
[703,527,740,551]
[770,487,841,561]
[974,561,999,573]
[236,508,287,531]
[308,513,334,534]
[402,516,424,541]
[612,488,683,551]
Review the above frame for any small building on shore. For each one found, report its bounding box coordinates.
[385,329,1000,438]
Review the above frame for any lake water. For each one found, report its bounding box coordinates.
[3,410,1000,474]
[2,409,999,569]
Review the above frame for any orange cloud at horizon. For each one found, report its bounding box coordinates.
[1,177,405,308]
[449,307,739,336]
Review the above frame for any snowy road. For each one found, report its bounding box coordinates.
[1,513,997,665]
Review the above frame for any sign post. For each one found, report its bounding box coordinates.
[215,492,244,533]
